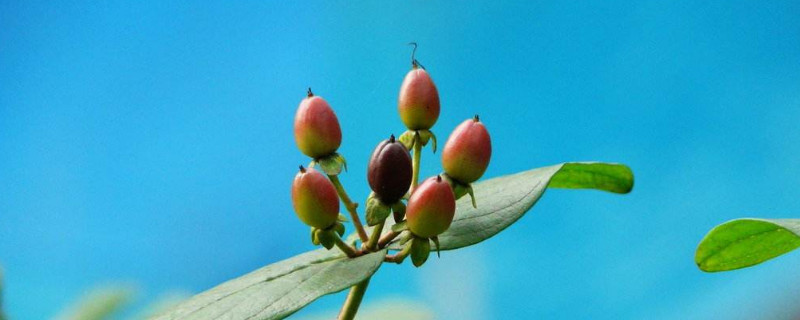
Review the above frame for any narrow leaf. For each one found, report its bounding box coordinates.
[695,218,800,272]
[154,248,386,320]
[381,162,633,250]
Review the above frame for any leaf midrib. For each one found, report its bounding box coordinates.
[697,225,790,268]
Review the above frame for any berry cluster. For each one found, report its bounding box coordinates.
[291,44,492,267]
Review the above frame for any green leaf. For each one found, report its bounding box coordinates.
[547,162,634,194]
[154,248,386,320]
[695,218,800,272]
[310,153,347,176]
[410,237,431,267]
[54,285,135,320]
[398,130,415,150]
[381,162,633,250]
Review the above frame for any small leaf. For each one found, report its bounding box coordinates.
[366,195,391,226]
[312,153,347,176]
[431,236,441,258]
[311,227,320,245]
[333,222,345,237]
[398,130,415,150]
[317,230,335,249]
[391,221,408,233]
[391,201,406,223]
[429,131,437,153]
[417,130,431,146]
[337,213,349,222]
[465,185,476,209]
[380,162,633,251]
[154,249,387,320]
[336,153,348,172]
[410,237,431,267]
[695,218,800,272]
[399,231,412,245]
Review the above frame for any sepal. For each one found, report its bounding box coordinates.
[309,152,347,176]
[410,236,431,267]
[365,193,392,226]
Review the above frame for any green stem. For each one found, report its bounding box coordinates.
[384,241,413,263]
[329,175,369,244]
[411,133,422,190]
[366,221,385,250]
[334,236,359,258]
[377,229,400,248]
[338,278,371,320]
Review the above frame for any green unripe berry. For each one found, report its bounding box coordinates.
[367,135,413,204]
[405,175,456,238]
[294,89,342,158]
[442,115,492,183]
[291,166,340,229]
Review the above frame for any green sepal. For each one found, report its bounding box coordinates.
[399,231,413,245]
[391,221,408,233]
[311,227,320,245]
[398,130,416,150]
[337,213,349,222]
[441,173,476,208]
[410,236,431,267]
[466,185,477,209]
[366,193,392,226]
[417,130,437,153]
[310,152,347,176]
[333,222,345,237]
[317,229,336,250]
[391,201,407,223]
[431,236,441,258]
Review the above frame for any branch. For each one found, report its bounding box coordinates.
[329,175,369,243]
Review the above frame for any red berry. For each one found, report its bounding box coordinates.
[405,176,456,238]
[442,116,492,183]
[398,68,440,130]
[367,135,413,203]
[291,166,340,229]
[294,89,342,158]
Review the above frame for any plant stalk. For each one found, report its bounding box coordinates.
[338,278,371,320]
[384,241,413,263]
[333,236,359,258]
[377,230,400,248]
[366,221,384,250]
[329,175,369,243]
[411,133,422,190]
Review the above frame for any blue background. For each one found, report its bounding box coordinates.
[2,1,800,319]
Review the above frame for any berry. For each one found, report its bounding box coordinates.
[294,89,342,158]
[405,176,456,238]
[367,135,413,203]
[291,166,340,229]
[398,67,440,130]
[442,115,492,183]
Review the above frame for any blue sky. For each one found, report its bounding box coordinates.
[2,1,800,319]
